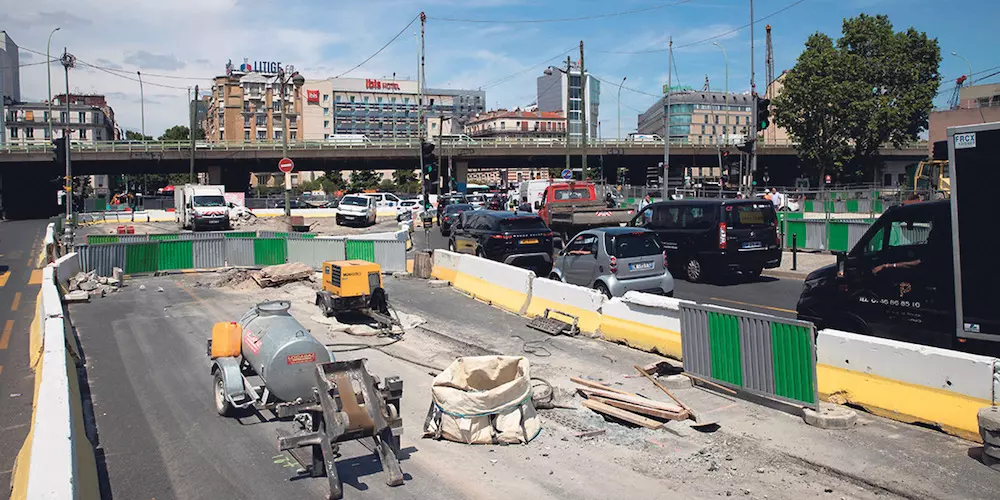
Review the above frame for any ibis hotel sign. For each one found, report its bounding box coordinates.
[365,78,401,91]
[227,58,284,76]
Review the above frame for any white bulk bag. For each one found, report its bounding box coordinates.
[423,356,541,444]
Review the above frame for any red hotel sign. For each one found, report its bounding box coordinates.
[306,89,320,103]
[365,78,401,91]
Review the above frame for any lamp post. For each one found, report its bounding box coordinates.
[46,27,60,140]
[137,71,145,139]
[617,76,627,142]
[61,49,76,237]
[951,52,974,87]
[278,65,305,217]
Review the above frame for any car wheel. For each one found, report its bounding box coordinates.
[335,217,343,226]
[744,267,763,282]
[448,240,457,252]
[685,258,703,283]
[214,371,236,417]
[594,282,612,298]
[548,272,562,282]
[475,247,486,259]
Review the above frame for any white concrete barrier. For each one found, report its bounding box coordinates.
[431,249,463,283]
[54,252,80,289]
[599,292,689,359]
[452,254,534,314]
[816,329,999,441]
[525,278,605,333]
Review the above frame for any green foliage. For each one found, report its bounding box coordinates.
[124,130,152,141]
[391,169,420,193]
[773,14,940,183]
[158,125,206,141]
[349,170,382,191]
[378,179,396,192]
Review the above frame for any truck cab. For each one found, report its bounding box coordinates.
[176,184,231,231]
[535,182,635,241]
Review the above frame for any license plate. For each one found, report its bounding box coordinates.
[741,241,762,249]
[629,261,654,271]
[519,238,539,245]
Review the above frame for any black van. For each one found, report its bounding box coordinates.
[795,200,985,353]
[448,210,554,275]
[627,199,781,282]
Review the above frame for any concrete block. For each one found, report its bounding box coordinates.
[78,280,98,292]
[599,295,684,360]
[980,407,1000,447]
[525,278,604,333]
[453,255,534,314]
[393,272,412,278]
[64,290,90,303]
[659,374,692,390]
[801,403,857,430]
[428,280,450,288]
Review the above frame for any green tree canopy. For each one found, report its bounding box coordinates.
[773,14,939,183]
[158,125,206,142]
[124,130,152,141]
[349,170,382,191]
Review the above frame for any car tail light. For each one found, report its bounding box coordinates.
[490,234,513,240]
[609,255,618,274]
[718,222,727,249]
[663,250,669,267]
[772,218,780,245]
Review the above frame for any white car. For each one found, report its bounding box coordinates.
[467,194,487,209]
[396,199,421,221]
[336,195,377,226]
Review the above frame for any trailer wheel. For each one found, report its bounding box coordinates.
[214,371,236,417]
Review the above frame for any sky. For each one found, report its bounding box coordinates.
[3,0,998,138]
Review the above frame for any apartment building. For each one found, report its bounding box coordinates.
[464,109,566,140]
[2,95,116,144]
[202,59,304,143]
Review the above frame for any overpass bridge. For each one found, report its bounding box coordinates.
[0,138,928,218]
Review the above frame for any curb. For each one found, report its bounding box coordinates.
[762,269,810,281]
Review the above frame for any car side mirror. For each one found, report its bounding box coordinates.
[534,201,541,210]
[834,250,846,278]
[186,202,192,210]
[553,238,564,251]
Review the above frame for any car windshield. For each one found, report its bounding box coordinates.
[609,232,662,258]
[341,196,368,207]
[728,203,777,228]
[193,195,226,207]
[499,217,547,232]
[468,195,485,202]
[445,203,473,214]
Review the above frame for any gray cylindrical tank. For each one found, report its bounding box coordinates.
[238,300,333,402]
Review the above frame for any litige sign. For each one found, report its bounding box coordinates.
[226,58,284,75]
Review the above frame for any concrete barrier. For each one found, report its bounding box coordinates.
[54,252,80,290]
[525,278,605,334]
[452,254,534,314]
[430,249,463,283]
[599,292,687,359]
[816,329,999,442]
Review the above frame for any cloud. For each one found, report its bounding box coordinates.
[0,10,93,28]
[95,58,123,70]
[19,49,35,61]
[123,51,186,71]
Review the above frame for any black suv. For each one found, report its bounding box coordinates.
[436,194,469,225]
[448,210,554,275]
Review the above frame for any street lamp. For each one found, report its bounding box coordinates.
[278,65,305,217]
[951,52,974,87]
[137,71,145,139]
[617,76,627,142]
[46,27,60,141]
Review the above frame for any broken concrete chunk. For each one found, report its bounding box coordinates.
[79,280,98,292]
[64,290,91,303]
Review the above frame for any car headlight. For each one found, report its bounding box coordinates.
[802,277,827,293]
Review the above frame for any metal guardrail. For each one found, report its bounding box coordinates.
[680,301,819,410]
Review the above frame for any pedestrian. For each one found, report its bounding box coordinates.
[637,194,652,213]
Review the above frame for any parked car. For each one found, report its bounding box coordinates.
[335,195,377,226]
[627,199,780,283]
[550,227,674,297]
[272,198,309,210]
[361,192,402,209]
[448,210,554,275]
[467,193,487,209]
[440,203,474,236]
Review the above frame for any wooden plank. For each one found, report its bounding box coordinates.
[578,388,683,413]
[589,396,689,421]
[570,377,632,395]
[682,372,739,396]
[583,400,664,429]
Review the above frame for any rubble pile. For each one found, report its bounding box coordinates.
[66,268,123,301]
[212,262,314,290]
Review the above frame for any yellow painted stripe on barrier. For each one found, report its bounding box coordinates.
[817,363,989,442]
[525,297,602,334]
[451,272,528,314]
[66,349,101,498]
[29,293,43,369]
[406,259,415,273]
[599,315,683,360]
[11,294,45,500]
[431,267,457,284]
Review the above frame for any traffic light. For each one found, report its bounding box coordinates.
[756,96,771,130]
[52,137,66,165]
[421,140,438,192]
[737,139,755,155]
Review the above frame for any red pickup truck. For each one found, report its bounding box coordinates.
[535,182,635,241]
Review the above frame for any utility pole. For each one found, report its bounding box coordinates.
[765,24,774,146]
[437,115,444,193]
[564,56,572,176]
[138,71,145,140]
[189,84,198,183]
[749,0,757,195]
[663,37,672,200]
[418,12,427,210]
[61,48,75,233]
[579,40,588,179]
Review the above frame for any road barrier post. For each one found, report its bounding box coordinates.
[792,233,797,271]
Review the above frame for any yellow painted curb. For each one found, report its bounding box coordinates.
[451,272,528,314]
[431,266,457,284]
[817,364,989,442]
[406,259,415,273]
[599,315,683,360]
[525,296,602,334]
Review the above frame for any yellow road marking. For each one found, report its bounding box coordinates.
[0,320,13,350]
[0,271,9,287]
[0,365,3,376]
[709,297,797,315]
[27,258,33,268]
[28,269,43,285]
[11,292,21,311]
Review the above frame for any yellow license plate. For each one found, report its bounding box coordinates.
[519,238,539,245]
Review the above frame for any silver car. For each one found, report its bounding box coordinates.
[550,227,675,298]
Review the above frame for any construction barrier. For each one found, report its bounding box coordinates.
[87,230,301,244]
[430,249,463,283]
[680,302,819,409]
[816,329,999,442]
[782,219,878,252]
[11,232,100,499]
[525,277,605,334]
[599,292,687,360]
[451,254,534,314]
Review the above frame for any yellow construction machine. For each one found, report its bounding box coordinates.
[315,260,398,327]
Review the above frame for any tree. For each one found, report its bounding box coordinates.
[124,130,152,141]
[349,170,382,191]
[773,14,939,183]
[158,125,205,142]
[378,179,396,192]
[392,168,420,193]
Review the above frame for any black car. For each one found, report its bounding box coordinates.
[440,203,473,236]
[448,210,554,275]
[436,194,469,225]
[627,199,780,283]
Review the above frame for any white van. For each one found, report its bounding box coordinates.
[360,192,402,209]
[626,133,663,143]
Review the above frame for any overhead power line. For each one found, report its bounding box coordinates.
[332,13,421,79]
[478,45,579,90]
[434,0,695,24]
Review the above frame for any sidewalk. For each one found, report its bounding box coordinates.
[763,250,835,280]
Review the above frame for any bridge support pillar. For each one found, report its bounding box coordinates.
[206,165,223,185]
[455,161,468,193]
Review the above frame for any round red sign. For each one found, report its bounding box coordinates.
[278,157,294,173]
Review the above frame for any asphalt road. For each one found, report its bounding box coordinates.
[0,219,47,492]
[411,225,804,319]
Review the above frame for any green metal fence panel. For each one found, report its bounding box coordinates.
[87,235,120,244]
[253,238,287,266]
[223,231,257,239]
[785,220,807,248]
[94,198,107,211]
[827,222,851,252]
[124,243,158,274]
[824,201,836,213]
[707,312,743,386]
[157,240,194,270]
[149,233,179,241]
[345,240,375,262]
[873,199,884,213]
[770,322,816,404]
[804,200,815,212]
[301,233,318,239]
[846,199,859,213]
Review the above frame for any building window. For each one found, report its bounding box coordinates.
[289,116,296,127]
[256,115,266,127]
[323,107,329,116]
[335,95,341,102]
[44,128,51,139]
[94,112,102,124]
[324,133,330,140]
[324,120,330,128]
[274,130,283,140]
[701,125,705,134]
[25,127,34,138]
[350,96,356,103]
[290,131,296,141]
[77,112,85,123]
[245,130,250,141]
[257,130,266,140]
[272,101,280,112]
[244,102,250,112]
[79,129,87,139]
[60,111,68,123]
[711,126,716,135]
[323,94,329,102]
[9,128,17,138]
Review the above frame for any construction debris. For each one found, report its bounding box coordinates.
[252,262,313,288]
[571,376,694,431]
[635,365,718,429]
[68,270,122,298]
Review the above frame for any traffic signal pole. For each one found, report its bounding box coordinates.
[748,0,757,196]
[418,12,427,210]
